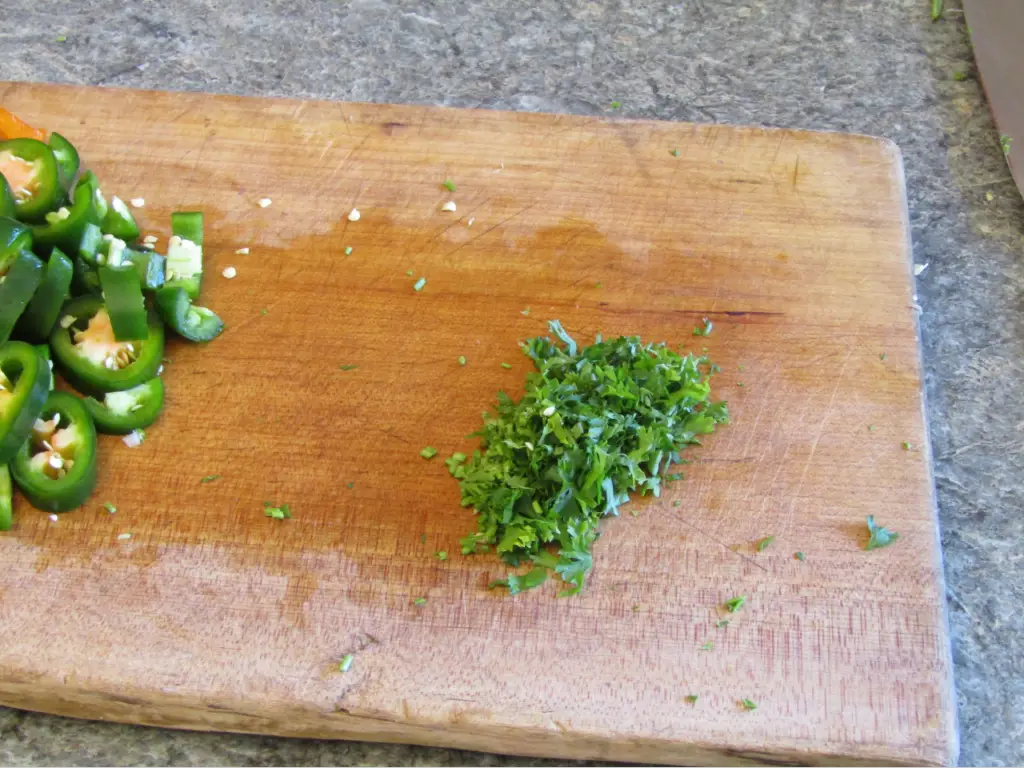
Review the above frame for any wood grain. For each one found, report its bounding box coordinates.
[0,83,955,766]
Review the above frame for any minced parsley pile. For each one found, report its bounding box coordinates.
[447,320,728,595]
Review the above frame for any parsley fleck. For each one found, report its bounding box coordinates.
[632,604,641,612]
[756,535,774,552]
[260,309,268,315]
[700,641,714,651]
[445,452,467,476]
[1000,134,1012,156]
[56,34,67,43]
[454,321,728,595]
[339,654,354,673]
[443,179,456,193]
[264,502,292,520]
[347,482,354,489]
[413,277,427,292]
[490,566,549,594]
[339,364,359,371]
[724,596,746,613]
[740,698,758,710]
[406,269,414,276]
[685,694,698,704]
[413,597,427,606]
[671,149,680,157]
[435,550,448,561]
[865,516,899,550]
[673,499,682,507]
[629,509,639,517]
[794,551,805,561]
[595,281,603,288]
[902,441,913,450]
[610,101,622,109]
[458,356,467,366]
[952,70,968,81]
[736,382,745,388]
[500,362,513,369]
[344,246,353,256]
[737,364,745,372]
[716,619,730,628]
[420,446,439,459]
[200,475,220,484]
[521,307,531,316]
[868,424,876,432]
[879,353,887,361]
[103,502,117,514]
[693,317,713,336]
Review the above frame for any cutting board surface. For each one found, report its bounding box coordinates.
[0,83,954,766]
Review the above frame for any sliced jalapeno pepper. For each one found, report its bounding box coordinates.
[102,195,140,241]
[83,377,164,434]
[0,249,45,346]
[71,253,101,296]
[0,464,11,531]
[0,138,60,223]
[11,390,97,513]
[165,211,203,299]
[77,220,103,263]
[0,175,15,219]
[48,132,80,194]
[30,171,104,255]
[125,248,165,292]
[98,263,148,341]
[33,344,54,391]
[0,341,51,464]
[16,247,74,342]
[0,216,32,273]
[50,295,164,395]
[154,286,224,343]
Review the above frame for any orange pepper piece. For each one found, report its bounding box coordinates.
[0,107,46,142]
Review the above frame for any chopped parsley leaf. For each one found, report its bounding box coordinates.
[344,246,353,256]
[339,364,359,371]
[200,475,220,484]
[865,516,899,550]
[673,499,682,507]
[756,535,774,552]
[500,362,512,369]
[458,356,467,366]
[1000,134,1012,156]
[339,654,354,673]
[420,446,439,459]
[435,550,448,561]
[103,502,117,514]
[700,641,714,651]
[740,698,757,710]
[879,353,887,361]
[264,502,292,520]
[610,101,622,109]
[443,179,456,192]
[413,597,428,606]
[952,70,968,81]
[671,149,680,157]
[454,320,727,595]
[794,551,805,561]
[445,452,467,476]
[716,619,730,628]
[902,441,913,450]
[724,596,746,613]
[347,482,355,489]
[685,694,698,704]
[521,307,531,316]
[490,566,549,594]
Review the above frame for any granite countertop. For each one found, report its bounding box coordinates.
[1,1,1020,766]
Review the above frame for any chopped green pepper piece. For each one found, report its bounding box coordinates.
[0,217,32,273]
[99,264,149,341]
[16,248,74,342]
[154,286,224,343]
[0,176,14,219]
[49,295,164,396]
[30,170,105,259]
[102,196,140,241]
[47,132,80,194]
[10,390,97,512]
[71,253,101,296]
[420,446,438,459]
[0,249,45,346]
[83,377,164,434]
[0,464,11,531]
[124,248,166,292]
[77,220,104,264]
[0,138,61,222]
[165,211,203,299]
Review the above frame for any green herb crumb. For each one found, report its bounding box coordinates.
[716,619,730,628]
[413,597,428,606]
[56,34,67,43]
[458,355,467,366]
[902,441,913,450]
[420,446,439,459]
[521,307,531,316]
[339,654,354,673]
[865,515,899,550]
[1000,134,1012,156]
[724,596,746,613]
[700,641,714,651]
[740,698,758,710]
[671,149,680,157]
[685,694,698,704]
[693,317,713,337]
[346,482,355,489]
[339,364,359,371]
[500,362,512,369]
[443,179,456,192]
[413,277,427,292]
[756,535,774,552]
[406,269,414,276]
[794,551,805,561]
[200,475,220,484]
[103,502,117,514]
[879,353,886,361]
[952,70,968,81]
[610,101,622,109]
[264,502,292,520]
[435,551,448,561]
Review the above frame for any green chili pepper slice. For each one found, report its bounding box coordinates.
[49,295,164,396]
[48,132,80,194]
[165,211,203,299]
[154,286,224,343]
[0,464,11,531]
[30,171,105,255]
[11,390,97,513]
[98,264,148,341]
[71,253,101,296]
[0,138,61,223]
[16,247,74,342]
[125,248,165,292]
[102,195,140,241]
[83,377,164,434]
[0,176,15,219]
[0,341,51,464]
[33,344,54,391]
[0,249,45,346]
[0,216,32,273]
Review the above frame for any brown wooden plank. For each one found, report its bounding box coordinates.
[0,82,955,766]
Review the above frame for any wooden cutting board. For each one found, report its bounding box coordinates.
[0,83,955,767]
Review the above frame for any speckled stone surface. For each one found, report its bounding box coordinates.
[1,1,1020,765]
